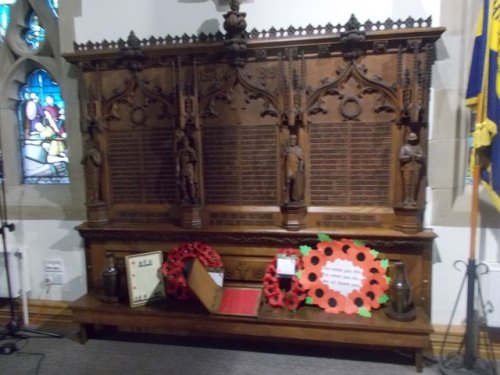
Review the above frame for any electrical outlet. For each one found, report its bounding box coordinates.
[45,273,64,285]
[44,259,63,273]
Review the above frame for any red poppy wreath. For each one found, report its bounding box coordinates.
[160,241,223,300]
[263,248,308,311]
[299,236,390,316]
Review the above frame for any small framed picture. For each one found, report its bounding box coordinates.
[125,251,166,307]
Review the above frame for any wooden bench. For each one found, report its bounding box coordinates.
[72,293,432,372]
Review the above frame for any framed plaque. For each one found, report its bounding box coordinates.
[125,251,166,307]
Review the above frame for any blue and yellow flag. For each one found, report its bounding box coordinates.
[465,0,500,211]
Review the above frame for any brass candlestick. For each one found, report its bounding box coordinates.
[100,252,120,303]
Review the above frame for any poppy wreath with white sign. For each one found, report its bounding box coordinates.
[160,241,223,300]
[263,248,308,311]
[299,238,390,316]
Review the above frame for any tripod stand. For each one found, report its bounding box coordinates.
[0,152,63,347]
[438,154,497,375]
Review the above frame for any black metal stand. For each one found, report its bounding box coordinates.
[0,153,63,346]
[438,259,497,374]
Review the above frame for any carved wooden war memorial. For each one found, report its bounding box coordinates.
[66,2,444,371]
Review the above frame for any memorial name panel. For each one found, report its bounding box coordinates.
[108,127,176,205]
[203,124,278,205]
[310,122,392,206]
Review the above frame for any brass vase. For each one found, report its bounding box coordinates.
[385,261,416,321]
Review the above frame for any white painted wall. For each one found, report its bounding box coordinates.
[71,0,440,49]
[18,0,491,328]
[4,220,87,302]
[432,226,500,326]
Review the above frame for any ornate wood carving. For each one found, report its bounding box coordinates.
[223,0,248,67]
[67,12,444,233]
[70,11,442,355]
[73,16,433,52]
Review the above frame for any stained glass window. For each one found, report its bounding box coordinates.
[24,12,45,49]
[48,0,58,17]
[0,4,11,42]
[18,69,69,184]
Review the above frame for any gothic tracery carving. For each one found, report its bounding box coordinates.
[71,11,443,233]
[102,73,173,128]
[307,61,398,121]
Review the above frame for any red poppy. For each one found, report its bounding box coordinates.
[161,242,223,300]
[268,293,286,307]
[348,290,371,311]
[310,286,345,314]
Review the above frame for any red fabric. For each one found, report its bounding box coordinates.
[218,287,261,317]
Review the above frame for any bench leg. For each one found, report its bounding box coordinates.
[415,349,423,373]
[78,323,94,344]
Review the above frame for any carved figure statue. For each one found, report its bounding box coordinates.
[177,135,198,204]
[284,134,305,205]
[399,132,425,206]
[230,0,240,11]
[223,0,247,66]
[81,139,103,204]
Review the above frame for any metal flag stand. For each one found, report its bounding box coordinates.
[0,150,63,351]
[438,152,498,375]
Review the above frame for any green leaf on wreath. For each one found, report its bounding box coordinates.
[295,270,303,279]
[370,249,380,258]
[300,245,312,256]
[385,275,391,284]
[358,307,372,317]
[317,233,332,242]
[380,259,389,269]
[305,296,314,305]
[354,239,366,246]
[378,294,390,304]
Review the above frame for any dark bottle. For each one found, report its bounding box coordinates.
[101,252,120,303]
[386,261,416,321]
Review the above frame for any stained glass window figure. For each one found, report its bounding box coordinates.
[48,0,58,17]
[0,4,11,42]
[18,69,69,184]
[24,12,45,49]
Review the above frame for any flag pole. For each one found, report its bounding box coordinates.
[463,152,481,369]
[468,87,485,264]
[469,153,481,261]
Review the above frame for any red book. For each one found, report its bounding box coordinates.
[187,258,262,317]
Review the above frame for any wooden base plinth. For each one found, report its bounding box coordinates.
[394,205,423,234]
[178,205,202,229]
[280,205,307,231]
[385,304,417,322]
[86,202,108,223]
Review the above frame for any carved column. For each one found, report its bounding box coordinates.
[175,59,202,229]
[81,99,108,224]
[279,49,307,231]
[394,38,433,234]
